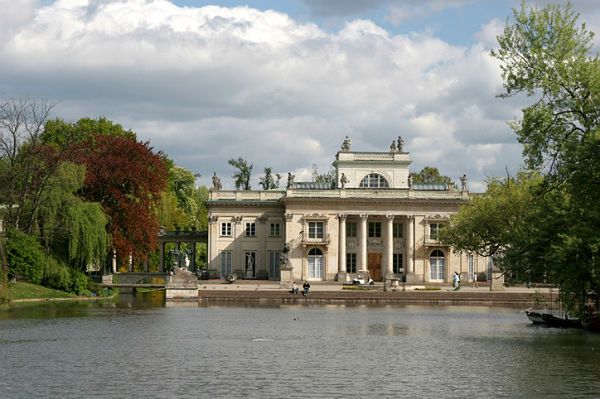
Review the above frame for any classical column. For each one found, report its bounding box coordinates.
[359,214,368,273]
[337,214,347,280]
[406,215,414,274]
[385,214,394,279]
[191,242,196,271]
[112,249,117,273]
[159,242,164,272]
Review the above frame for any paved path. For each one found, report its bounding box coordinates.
[197,280,554,306]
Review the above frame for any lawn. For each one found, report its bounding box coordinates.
[8,282,77,300]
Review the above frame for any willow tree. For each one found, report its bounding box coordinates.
[37,162,109,270]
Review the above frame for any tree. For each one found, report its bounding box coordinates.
[440,172,548,277]
[228,157,253,190]
[259,167,278,190]
[411,166,453,184]
[36,162,109,270]
[0,98,57,232]
[71,134,168,261]
[42,117,136,147]
[312,163,336,183]
[455,1,600,316]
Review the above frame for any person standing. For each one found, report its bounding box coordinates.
[472,272,478,288]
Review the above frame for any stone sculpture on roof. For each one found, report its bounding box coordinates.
[341,136,351,152]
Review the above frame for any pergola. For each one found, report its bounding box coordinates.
[157,230,208,272]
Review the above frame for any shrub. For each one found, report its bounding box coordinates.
[477,272,488,282]
[5,228,46,284]
[43,258,71,292]
[70,268,89,295]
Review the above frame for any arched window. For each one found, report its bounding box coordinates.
[307,248,324,279]
[430,249,445,281]
[359,173,390,188]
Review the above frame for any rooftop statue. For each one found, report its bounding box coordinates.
[397,136,404,152]
[460,174,468,191]
[341,136,351,152]
[389,140,397,153]
[212,172,222,191]
[287,172,295,188]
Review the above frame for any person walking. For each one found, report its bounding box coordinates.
[472,272,478,288]
[453,272,460,290]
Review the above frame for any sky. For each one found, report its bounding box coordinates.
[1,0,599,191]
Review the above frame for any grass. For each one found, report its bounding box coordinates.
[8,282,77,300]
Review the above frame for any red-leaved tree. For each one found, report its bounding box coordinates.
[72,134,168,261]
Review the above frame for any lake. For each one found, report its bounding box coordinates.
[1,293,599,398]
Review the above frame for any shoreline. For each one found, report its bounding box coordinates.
[196,282,553,307]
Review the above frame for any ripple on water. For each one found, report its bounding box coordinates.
[1,303,600,398]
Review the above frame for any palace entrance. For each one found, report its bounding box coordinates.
[368,253,382,281]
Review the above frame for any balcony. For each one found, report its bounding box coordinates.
[302,233,331,246]
[423,235,448,246]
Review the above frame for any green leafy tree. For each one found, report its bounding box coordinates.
[157,191,188,231]
[259,167,278,190]
[468,2,600,314]
[228,157,253,190]
[312,163,336,183]
[440,172,548,278]
[411,166,453,184]
[42,117,136,147]
[37,162,109,270]
[5,227,46,284]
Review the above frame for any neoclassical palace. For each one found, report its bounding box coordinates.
[206,138,491,284]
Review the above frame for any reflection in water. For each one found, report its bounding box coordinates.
[1,299,600,398]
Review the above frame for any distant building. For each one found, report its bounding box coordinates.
[206,139,488,284]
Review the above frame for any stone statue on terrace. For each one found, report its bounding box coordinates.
[287,172,295,188]
[397,136,404,152]
[339,173,349,189]
[341,136,351,152]
[390,140,397,152]
[212,172,222,191]
[460,174,468,191]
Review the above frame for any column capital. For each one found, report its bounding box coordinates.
[285,213,294,221]
[360,214,369,221]
[386,214,395,221]
[338,214,347,221]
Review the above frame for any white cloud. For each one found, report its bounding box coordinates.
[0,0,526,191]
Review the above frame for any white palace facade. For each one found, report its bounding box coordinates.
[206,139,491,285]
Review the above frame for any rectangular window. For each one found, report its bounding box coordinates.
[219,251,232,278]
[308,221,324,239]
[269,252,280,280]
[245,222,256,237]
[467,254,474,277]
[346,222,357,238]
[430,223,441,240]
[220,222,232,236]
[393,222,403,238]
[368,222,381,238]
[346,253,357,273]
[269,222,280,237]
[393,253,403,274]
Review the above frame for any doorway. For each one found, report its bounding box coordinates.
[368,253,382,281]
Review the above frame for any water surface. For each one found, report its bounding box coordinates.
[1,295,599,398]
